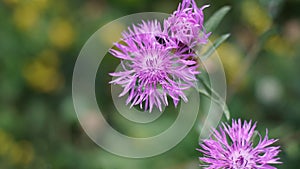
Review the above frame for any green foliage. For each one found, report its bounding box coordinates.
[204,6,231,33]
[197,6,232,120]
[201,33,231,60]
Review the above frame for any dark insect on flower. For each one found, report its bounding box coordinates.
[155,36,167,46]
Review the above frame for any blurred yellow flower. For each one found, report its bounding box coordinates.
[0,130,34,166]
[23,50,64,93]
[0,130,13,156]
[98,21,125,46]
[13,4,39,31]
[8,143,23,165]
[11,0,49,31]
[31,0,49,10]
[265,35,295,57]
[241,0,272,35]
[17,141,35,166]
[2,0,20,6]
[4,0,48,9]
[217,42,245,86]
[48,19,75,49]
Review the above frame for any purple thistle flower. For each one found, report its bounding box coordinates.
[197,119,282,169]
[109,20,199,112]
[165,0,211,49]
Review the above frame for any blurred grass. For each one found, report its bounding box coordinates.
[0,0,300,168]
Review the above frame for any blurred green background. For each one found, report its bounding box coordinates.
[0,0,300,168]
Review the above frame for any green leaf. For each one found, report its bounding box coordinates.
[223,103,231,120]
[250,130,259,142]
[205,6,231,32]
[201,33,231,60]
[196,82,210,97]
[196,74,231,120]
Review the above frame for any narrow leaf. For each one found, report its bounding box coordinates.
[205,6,231,32]
[201,33,230,60]
[196,74,231,120]
[223,103,230,120]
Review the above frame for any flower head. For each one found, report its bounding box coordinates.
[198,119,282,169]
[165,0,210,49]
[109,20,199,112]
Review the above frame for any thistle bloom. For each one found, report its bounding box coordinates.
[109,20,199,112]
[165,0,210,49]
[198,119,281,169]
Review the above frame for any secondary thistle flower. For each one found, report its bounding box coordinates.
[165,0,210,49]
[198,119,282,169]
[109,20,199,112]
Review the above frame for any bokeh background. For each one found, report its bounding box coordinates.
[1,0,300,168]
